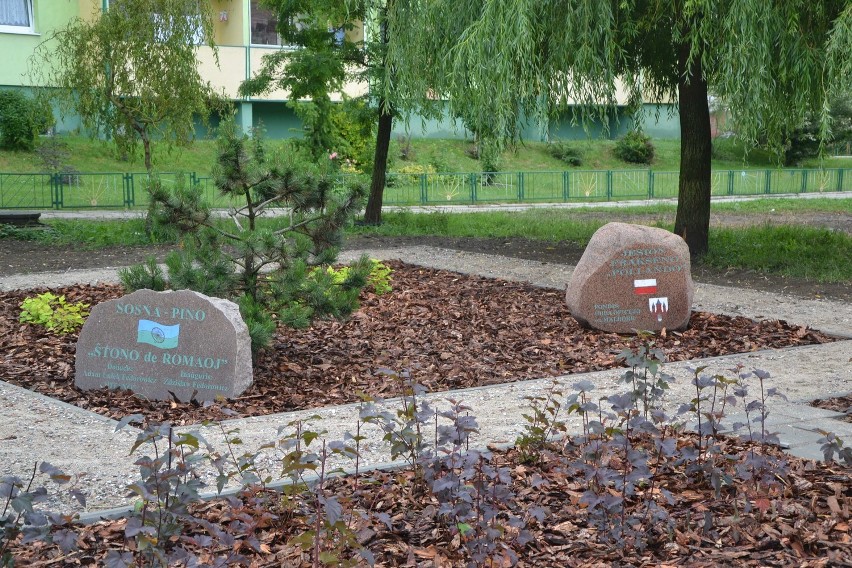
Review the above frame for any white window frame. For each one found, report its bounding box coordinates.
[0,0,35,35]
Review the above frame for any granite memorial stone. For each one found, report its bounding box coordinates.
[75,289,252,401]
[566,222,694,333]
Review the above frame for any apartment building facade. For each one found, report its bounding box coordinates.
[0,0,369,138]
[0,0,679,141]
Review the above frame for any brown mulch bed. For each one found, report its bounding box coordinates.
[9,435,852,565]
[0,261,837,425]
[4,261,852,566]
[814,395,852,422]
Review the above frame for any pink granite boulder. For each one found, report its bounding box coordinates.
[566,222,694,333]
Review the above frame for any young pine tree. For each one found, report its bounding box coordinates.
[121,120,372,355]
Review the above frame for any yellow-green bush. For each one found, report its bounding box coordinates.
[19,292,90,334]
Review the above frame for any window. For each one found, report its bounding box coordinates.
[153,12,205,45]
[0,0,34,34]
[250,0,280,46]
[250,0,306,47]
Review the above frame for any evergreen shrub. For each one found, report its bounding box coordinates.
[0,90,53,151]
[547,139,584,166]
[614,130,655,164]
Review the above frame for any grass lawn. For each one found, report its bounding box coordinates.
[6,198,849,283]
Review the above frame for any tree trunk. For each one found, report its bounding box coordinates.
[363,100,393,225]
[674,48,712,258]
[141,132,157,237]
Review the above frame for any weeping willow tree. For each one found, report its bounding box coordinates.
[30,0,220,176]
[385,0,852,257]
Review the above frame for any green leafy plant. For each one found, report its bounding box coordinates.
[111,415,249,567]
[19,292,89,334]
[319,259,393,296]
[0,224,54,241]
[817,431,852,465]
[359,370,432,481]
[614,130,655,164]
[1,462,84,567]
[0,90,53,151]
[547,139,584,166]
[515,380,568,464]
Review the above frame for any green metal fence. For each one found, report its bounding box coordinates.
[0,168,849,210]
[382,167,851,204]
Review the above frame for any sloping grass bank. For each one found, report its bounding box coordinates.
[3,135,851,175]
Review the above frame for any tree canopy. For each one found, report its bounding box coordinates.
[239,0,368,158]
[240,0,396,224]
[30,0,221,173]
[384,0,852,255]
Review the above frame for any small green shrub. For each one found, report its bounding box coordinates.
[0,90,53,151]
[19,292,90,334]
[614,130,655,164]
[321,259,393,296]
[118,257,168,292]
[479,137,501,173]
[428,153,451,173]
[392,163,437,185]
[547,139,584,166]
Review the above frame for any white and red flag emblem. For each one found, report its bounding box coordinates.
[633,278,657,295]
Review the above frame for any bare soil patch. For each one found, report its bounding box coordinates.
[3,229,850,302]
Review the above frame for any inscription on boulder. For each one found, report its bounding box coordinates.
[75,289,252,401]
[565,222,694,333]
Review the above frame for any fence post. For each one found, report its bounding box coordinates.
[727,170,734,196]
[800,169,808,194]
[606,170,613,200]
[648,170,654,199]
[419,173,427,204]
[764,169,771,194]
[50,173,62,209]
[127,173,136,207]
[518,172,524,202]
[839,169,845,192]
[470,173,477,203]
[562,171,569,201]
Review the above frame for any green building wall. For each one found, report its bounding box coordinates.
[394,103,681,142]
[549,104,680,141]
[0,1,80,88]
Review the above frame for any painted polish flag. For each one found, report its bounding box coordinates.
[633,278,657,295]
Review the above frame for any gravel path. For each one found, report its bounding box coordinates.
[1,246,850,517]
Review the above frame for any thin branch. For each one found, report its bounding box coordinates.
[228,210,244,232]
[231,191,285,217]
[272,213,328,236]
